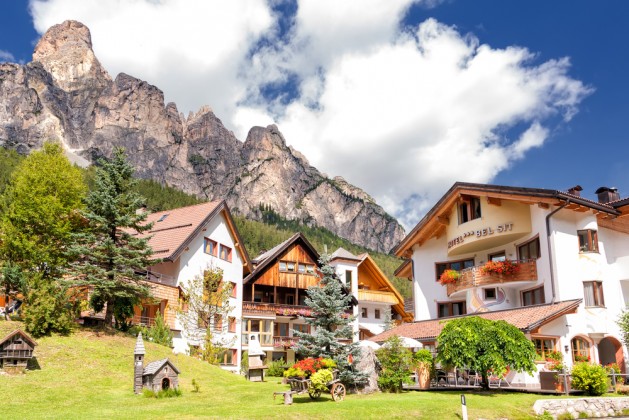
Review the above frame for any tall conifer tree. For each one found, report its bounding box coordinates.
[293,255,366,386]
[69,148,155,325]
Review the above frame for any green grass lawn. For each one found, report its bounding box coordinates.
[0,321,582,419]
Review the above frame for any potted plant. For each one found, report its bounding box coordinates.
[539,351,569,392]
[439,269,460,285]
[574,354,590,363]
[411,349,434,389]
[481,260,520,276]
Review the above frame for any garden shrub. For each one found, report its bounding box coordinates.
[570,362,609,396]
[142,387,182,398]
[146,310,173,347]
[616,384,629,395]
[376,335,413,393]
[310,368,334,392]
[267,358,287,377]
[283,357,336,378]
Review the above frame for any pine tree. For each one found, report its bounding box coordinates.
[68,148,154,325]
[293,254,367,387]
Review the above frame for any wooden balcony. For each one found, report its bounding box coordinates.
[357,289,398,304]
[242,302,313,317]
[446,260,538,297]
[130,315,156,327]
[137,270,177,287]
[273,336,299,348]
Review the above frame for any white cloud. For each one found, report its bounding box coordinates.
[0,50,15,62]
[29,1,592,229]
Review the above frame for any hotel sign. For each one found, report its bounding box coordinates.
[448,223,514,249]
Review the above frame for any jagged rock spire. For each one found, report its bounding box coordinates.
[134,332,145,355]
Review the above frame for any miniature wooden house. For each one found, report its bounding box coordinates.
[0,329,37,374]
[134,333,179,394]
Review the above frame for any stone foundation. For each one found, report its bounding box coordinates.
[533,397,629,419]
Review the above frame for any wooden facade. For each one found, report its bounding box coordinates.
[132,282,179,329]
[0,330,36,373]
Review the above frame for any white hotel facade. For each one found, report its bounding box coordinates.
[374,182,629,387]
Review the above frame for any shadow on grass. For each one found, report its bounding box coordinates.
[27,357,41,370]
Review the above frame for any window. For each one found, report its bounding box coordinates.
[437,301,466,318]
[346,270,353,286]
[228,317,237,333]
[518,237,540,260]
[157,213,169,222]
[274,322,289,337]
[219,244,232,262]
[484,288,497,300]
[293,324,310,334]
[214,314,223,331]
[280,261,296,272]
[285,294,295,305]
[242,319,273,346]
[578,230,599,253]
[361,307,368,318]
[532,338,556,360]
[219,349,237,365]
[375,309,381,319]
[298,263,306,273]
[435,259,475,281]
[521,286,545,306]
[458,196,481,224]
[583,281,605,307]
[306,265,315,274]
[204,238,218,256]
[571,337,590,362]
[230,282,237,298]
[489,251,506,262]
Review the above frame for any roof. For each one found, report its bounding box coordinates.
[143,358,180,376]
[330,247,362,262]
[137,201,252,274]
[134,332,145,355]
[0,329,37,347]
[244,233,319,284]
[370,299,582,342]
[393,182,622,257]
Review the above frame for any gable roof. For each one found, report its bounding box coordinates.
[143,358,180,376]
[393,182,621,258]
[355,253,413,322]
[330,247,362,262]
[138,201,252,274]
[370,299,582,343]
[245,232,319,284]
[0,329,37,348]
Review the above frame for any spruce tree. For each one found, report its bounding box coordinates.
[293,254,367,387]
[68,148,155,325]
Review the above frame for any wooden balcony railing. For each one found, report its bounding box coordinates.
[273,336,299,348]
[137,270,177,287]
[130,315,156,327]
[357,289,398,304]
[0,350,33,358]
[242,302,313,317]
[446,260,538,296]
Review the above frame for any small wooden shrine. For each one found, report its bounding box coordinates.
[0,329,37,374]
[134,333,180,394]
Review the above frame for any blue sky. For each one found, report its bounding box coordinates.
[1,1,628,228]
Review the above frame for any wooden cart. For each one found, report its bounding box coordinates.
[286,369,346,402]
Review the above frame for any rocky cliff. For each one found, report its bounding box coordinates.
[0,20,405,252]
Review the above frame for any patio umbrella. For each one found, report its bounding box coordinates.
[357,340,381,350]
[398,336,423,349]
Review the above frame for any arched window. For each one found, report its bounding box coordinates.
[571,337,590,362]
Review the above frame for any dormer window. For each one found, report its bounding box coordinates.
[458,196,481,224]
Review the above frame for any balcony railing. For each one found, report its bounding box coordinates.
[137,270,177,287]
[273,336,299,348]
[446,260,538,296]
[357,289,398,304]
[130,315,156,327]
[242,302,313,317]
[0,350,33,358]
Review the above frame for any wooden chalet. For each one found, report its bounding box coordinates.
[0,329,37,373]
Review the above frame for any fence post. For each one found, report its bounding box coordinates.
[611,369,617,388]
[563,368,569,395]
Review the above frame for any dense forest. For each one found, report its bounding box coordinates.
[0,149,411,298]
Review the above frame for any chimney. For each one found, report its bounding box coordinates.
[595,187,620,204]
[567,185,583,197]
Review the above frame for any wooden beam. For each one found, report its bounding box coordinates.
[436,215,449,225]
[537,203,550,209]
[487,197,502,206]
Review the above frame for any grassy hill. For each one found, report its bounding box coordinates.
[0,321,548,419]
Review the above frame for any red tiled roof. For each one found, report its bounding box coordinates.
[370,299,582,342]
[139,201,222,260]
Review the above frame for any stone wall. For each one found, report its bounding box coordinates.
[533,397,629,418]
